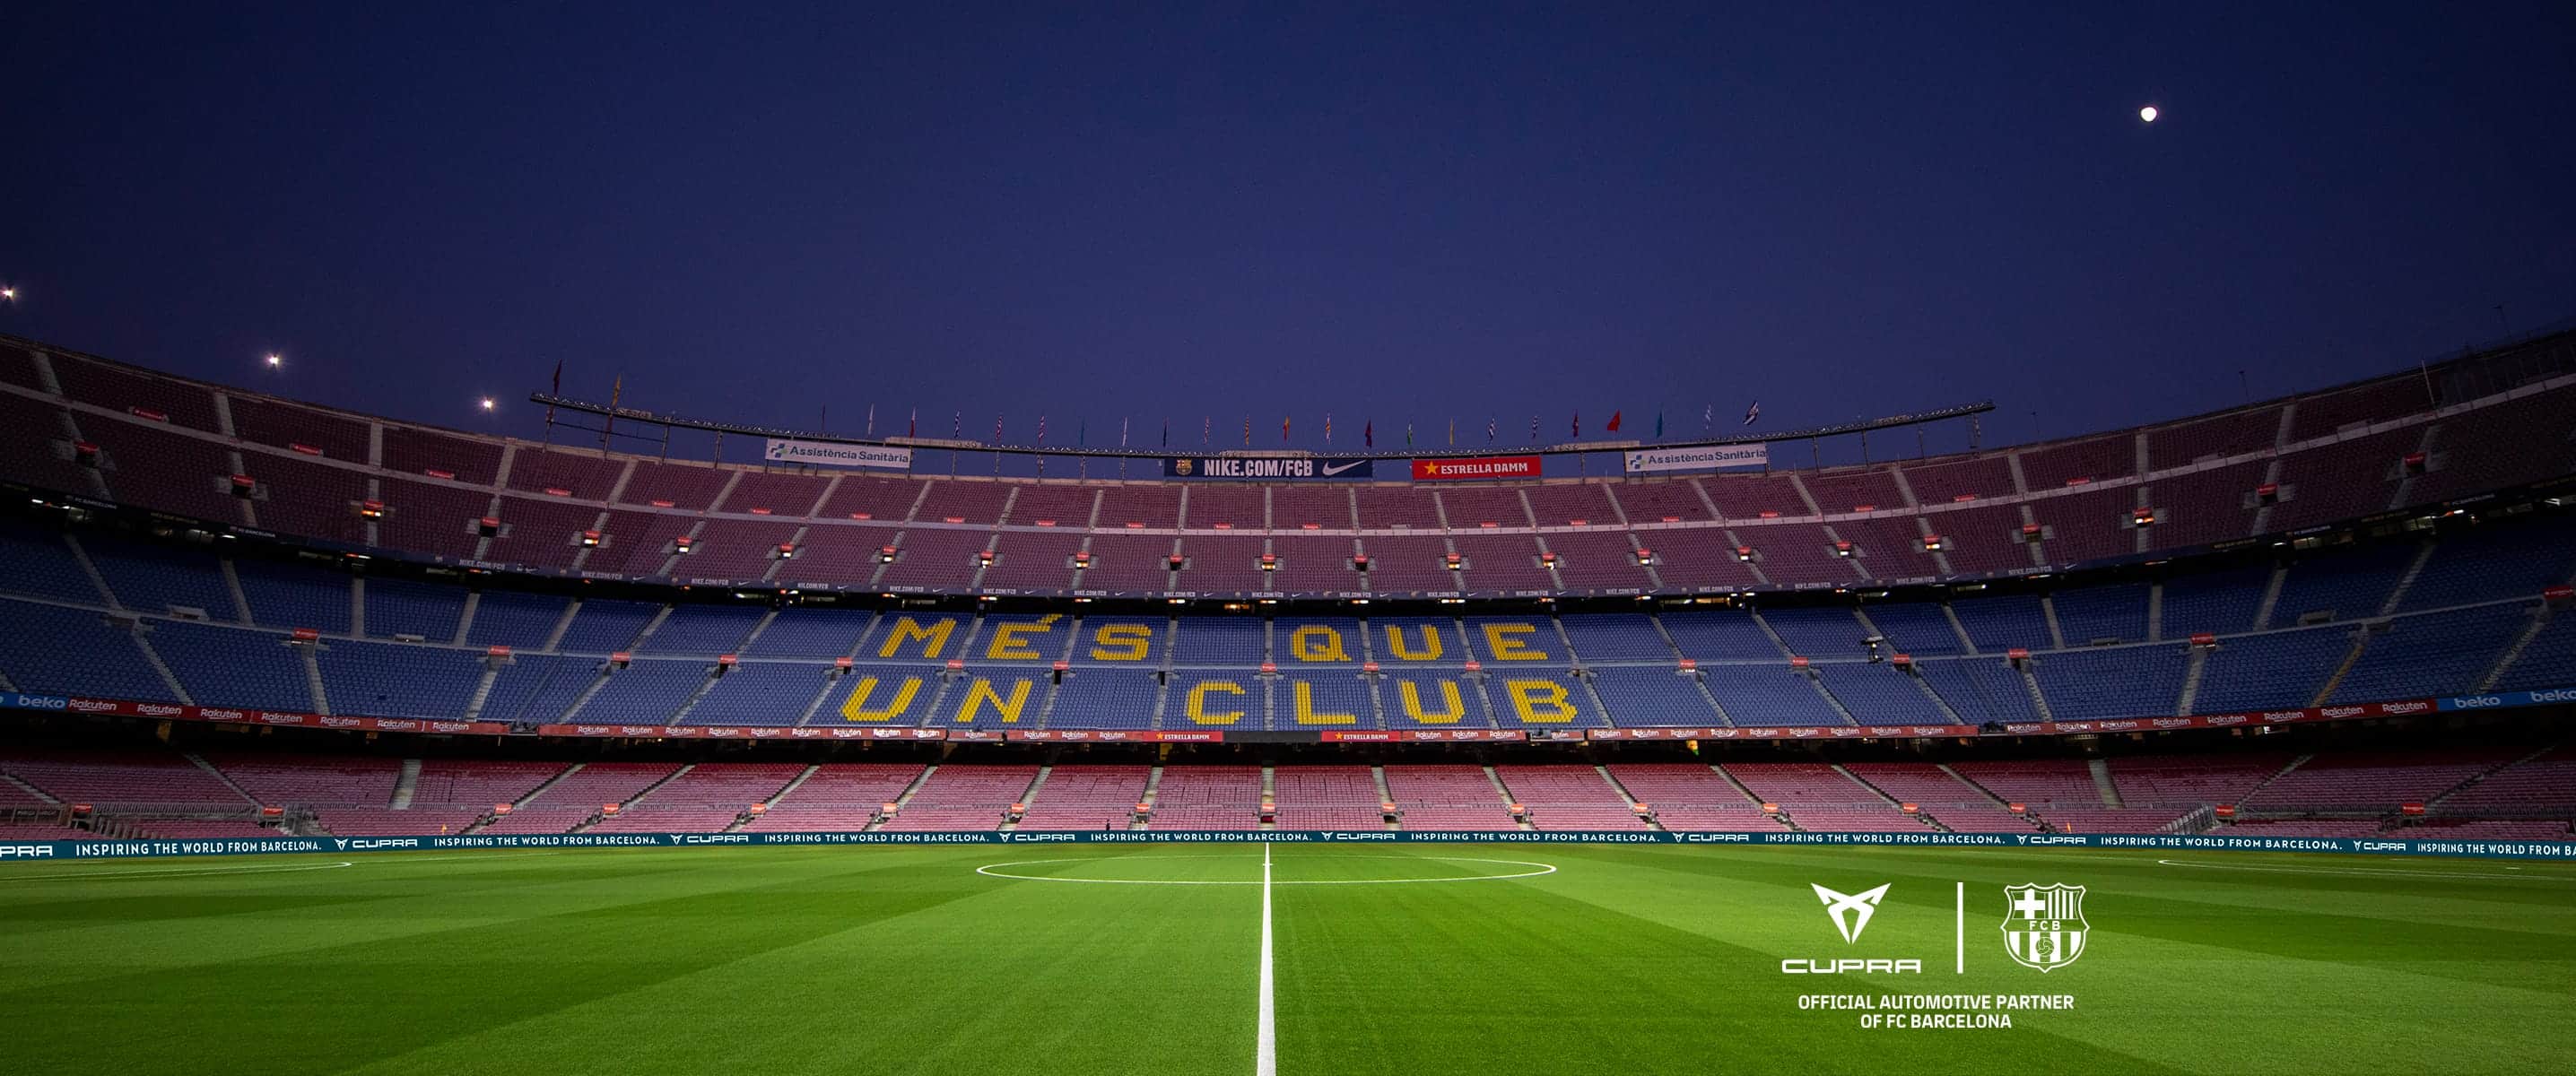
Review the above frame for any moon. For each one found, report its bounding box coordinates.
[2140,105,2160,123]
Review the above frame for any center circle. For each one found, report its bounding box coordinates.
[974,854,1557,886]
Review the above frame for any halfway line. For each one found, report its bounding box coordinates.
[1257,841,1275,1076]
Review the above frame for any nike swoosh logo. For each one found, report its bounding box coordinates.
[1320,460,1367,476]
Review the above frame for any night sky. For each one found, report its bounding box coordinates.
[4,3,2572,464]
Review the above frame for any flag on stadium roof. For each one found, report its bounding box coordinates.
[908,408,916,438]
[1607,410,1623,433]
[1363,420,1372,447]
[1744,401,1761,426]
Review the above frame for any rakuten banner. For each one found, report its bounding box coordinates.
[1410,456,1542,482]
[1624,445,1767,473]
[763,438,913,471]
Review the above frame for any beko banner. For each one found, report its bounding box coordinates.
[764,438,913,471]
[1162,456,1375,481]
[1624,444,1768,473]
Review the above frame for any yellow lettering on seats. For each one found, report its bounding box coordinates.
[876,617,956,659]
[1482,623,1549,661]
[984,613,1063,660]
[1186,681,1247,725]
[1289,625,1349,662]
[953,678,1034,723]
[1291,681,1358,725]
[838,677,923,722]
[1089,623,1153,662]
[1503,679,1579,723]
[1397,680,1466,724]
[1382,624,1444,661]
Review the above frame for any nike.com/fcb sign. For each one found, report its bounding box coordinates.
[1162,457,1375,480]
[1624,444,1768,473]
[764,438,914,471]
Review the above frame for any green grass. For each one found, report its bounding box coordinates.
[3,844,2571,1074]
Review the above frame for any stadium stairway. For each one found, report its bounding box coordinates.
[300,644,332,715]
[1934,763,2022,814]
[389,759,421,809]
[2477,614,2557,691]
[2424,742,2563,811]
[879,763,940,827]
[1596,764,1649,817]
[1001,765,1055,831]
[1136,764,1165,830]
[2088,760,2122,806]
[466,762,586,833]
[569,764,694,833]
[2017,662,2054,722]
[727,763,822,832]
[2,771,61,805]
[1480,764,1536,831]
[2309,632,2373,707]
[2234,755,2314,811]
[131,629,194,705]
[1831,763,1950,833]
[2175,646,2211,713]
[183,751,262,805]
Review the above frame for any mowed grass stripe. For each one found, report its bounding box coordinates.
[0,848,955,990]
[0,845,2568,1076]
[1457,845,2576,1075]
[1272,845,2198,1076]
[0,849,1027,1076]
[334,850,1262,1076]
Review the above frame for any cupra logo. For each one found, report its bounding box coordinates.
[1812,882,1892,944]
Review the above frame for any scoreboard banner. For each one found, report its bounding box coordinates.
[1624,445,1768,473]
[763,438,913,471]
[1162,456,1376,481]
[4,829,2569,863]
[1410,456,1542,482]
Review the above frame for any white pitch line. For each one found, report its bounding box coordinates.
[2154,859,2572,881]
[973,856,1557,886]
[1257,841,1276,1076]
[0,861,355,883]
[1954,881,1964,974]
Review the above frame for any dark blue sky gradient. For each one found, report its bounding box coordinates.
[4,3,2572,464]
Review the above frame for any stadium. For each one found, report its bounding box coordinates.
[4,323,2574,1073]
[6,6,2575,1075]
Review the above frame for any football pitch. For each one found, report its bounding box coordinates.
[2,843,2570,1075]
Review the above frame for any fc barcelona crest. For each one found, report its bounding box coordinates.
[2000,883,2089,972]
